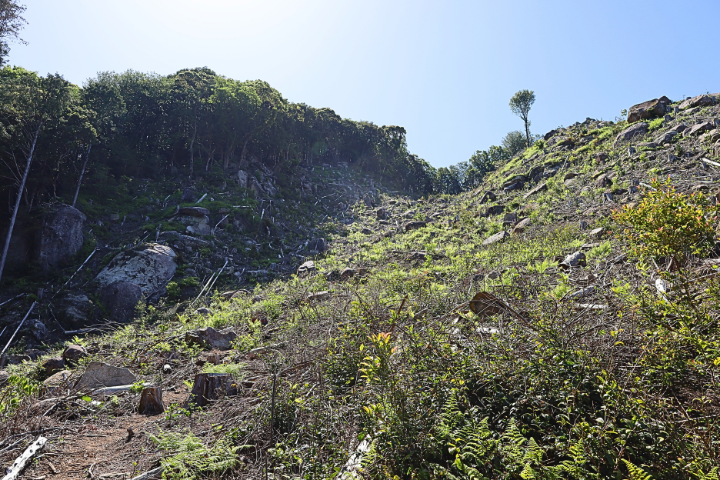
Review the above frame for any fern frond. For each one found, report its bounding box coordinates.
[622,459,653,480]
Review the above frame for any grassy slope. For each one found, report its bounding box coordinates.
[3,98,720,479]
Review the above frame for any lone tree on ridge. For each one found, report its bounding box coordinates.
[509,89,535,148]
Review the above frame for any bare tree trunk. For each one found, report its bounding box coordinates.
[189,117,197,178]
[0,123,42,283]
[239,138,249,167]
[71,143,91,208]
[523,116,531,148]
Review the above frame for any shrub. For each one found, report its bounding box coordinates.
[613,178,717,264]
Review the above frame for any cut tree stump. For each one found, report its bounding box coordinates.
[189,373,235,406]
[138,386,164,415]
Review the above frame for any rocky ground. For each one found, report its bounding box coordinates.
[1,93,720,479]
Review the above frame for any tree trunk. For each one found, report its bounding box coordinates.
[523,116,531,149]
[72,143,91,208]
[138,386,164,415]
[239,138,249,167]
[0,123,42,283]
[189,116,197,178]
[189,373,235,406]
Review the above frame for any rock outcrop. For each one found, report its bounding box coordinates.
[38,205,86,272]
[95,243,177,298]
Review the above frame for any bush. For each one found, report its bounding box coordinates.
[613,178,717,264]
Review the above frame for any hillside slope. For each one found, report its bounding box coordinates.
[2,92,720,479]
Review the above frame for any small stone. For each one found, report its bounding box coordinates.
[483,230,509,246]
[560,251,586,269]
[589,227,604,238]
[403,221,426,232]
[62,344,88,364]
[297,260,316,276]
[340,268,356,280]
[361,228,373,235]
[512,218,531,235]
[194,307,212,316]
[41,358,65,377]
[306,291,330,302]
[502,213,518,227]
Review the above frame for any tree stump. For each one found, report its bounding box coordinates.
[189,373,235,406]
[138,387,164,415]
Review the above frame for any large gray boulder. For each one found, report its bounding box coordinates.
[95,243,177,297]
[99,281,143,322]
[38,205,86,272]
[679,94,713,110]
[58,294,97,328]
[74,362,136,391]
[627,97,671,123]
[614,122,648,148]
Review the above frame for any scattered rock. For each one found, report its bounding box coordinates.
[0,370,9,385]
[361,228,372,235]
[512,218,531,234]
[178,206,210,217]
[62,344,88,364]
[596,173,613,188]
[99,281,143,323]
[38,205,86,272]
[484,205,504,217]
[523,182,547,199]
[687,121,714,136]
[185,327,237,350]
[560,251,586,269]
[306,291,331,302]
[479,191,496,204]
[340,268,356,280]
[41,358,65,377]
[595,152,609,163]
[627,97,671,123]
[43,370,74,390]
[95,243,177,297]
[614,122,648,148]
[407,251,427,261]
[75,362,137,391]
[308,237,328,253]
[58,294,97,328]
[656,130,678,144]
[589,227,604,238]
[503,213,517,227]
[23,349,48,361]
[376,208,388,220]
[297,260,316,276]
[483,230,509,246]
[194,307,212,315]
[403,221,426,232]
[679,94,714,110]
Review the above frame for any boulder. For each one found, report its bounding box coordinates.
[43,370,74,391]
[340,268,356,280]
[614,122,648,147]
[595,152,609,163]
[58,294,97,328]
[0,370,9,386]
[596,173,614,188]
[679,94,714,110]
[484,205,504,217]
[627,97,671,123]
[237,170,249,188]
[62,344,88,364]
[523,182,547,199]
[560,251,586,269]
[361,228,372,235]
[308,237,328,253]
[376,208,388,220]
[38,205,86,272]
[479,191,496,204]
[403,221,426,232]
[656,130,678,144]
[512,218,531,235]
[178,206,210,217]
[75,362,137,391]
[41,358,65,377]
[543,129,559,140]
[687,121,714,136]
[95,243,177,297]
[503,213,518,227]
[483,230,509,246]
[185,327,237,350]
[99,281,143,323]
[297,260,316,276]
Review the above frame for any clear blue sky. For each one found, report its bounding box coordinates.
[8,0,720,168]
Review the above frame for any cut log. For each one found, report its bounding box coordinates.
[189,373,236,406]
[1,436,47,480]
[130,466,164,480]
[138,387,164,415]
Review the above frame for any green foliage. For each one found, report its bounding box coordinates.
[613,178,717,263]
[151,429,240,480]
[0,375,39,417]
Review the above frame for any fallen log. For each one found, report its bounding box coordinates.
[1,436,47,480]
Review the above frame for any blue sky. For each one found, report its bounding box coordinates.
[8,0,720,168]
